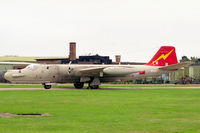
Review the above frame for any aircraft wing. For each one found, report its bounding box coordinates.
[159,61,193,71]
[78,66,138,76]
[78,67,106,76]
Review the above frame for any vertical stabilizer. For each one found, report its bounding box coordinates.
[146,46,178,66]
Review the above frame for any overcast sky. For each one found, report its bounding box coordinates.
[0,0,200,62]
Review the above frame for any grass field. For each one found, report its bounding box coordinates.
[1,89,200,133]
[0,84,200,88]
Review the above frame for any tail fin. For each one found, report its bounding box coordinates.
[146,46,178,66]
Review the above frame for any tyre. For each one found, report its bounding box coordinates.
[89,85,99,89]
[44,85,52,89]
[74,82,84,89]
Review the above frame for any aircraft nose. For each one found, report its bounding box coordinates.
[0,72,9,83]
[4,72,11,82]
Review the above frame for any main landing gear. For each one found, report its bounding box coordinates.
[73,77,100,89]
[74,82,84,89]
[88,84,99,89]
[73,82,99,89]
[88,77,100,89]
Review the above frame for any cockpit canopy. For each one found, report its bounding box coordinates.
[25,64,39,71]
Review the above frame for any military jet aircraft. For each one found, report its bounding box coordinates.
[4,46,192,89]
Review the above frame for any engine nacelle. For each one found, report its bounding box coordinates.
[103,67,138,75]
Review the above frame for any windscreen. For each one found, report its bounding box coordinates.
[26,64,39,71]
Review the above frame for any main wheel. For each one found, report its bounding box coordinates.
[44,84,52,89]
[74,82,84,89]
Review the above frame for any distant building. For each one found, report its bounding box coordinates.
[35,42,146,65]
[169,63,200,83]
[36,58,69,64]
[78,55,112,64]
[36,55,112,64]
[35,55,146,65]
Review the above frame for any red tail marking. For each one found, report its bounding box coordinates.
[146,46,178,66]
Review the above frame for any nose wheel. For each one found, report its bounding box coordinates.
[43,84,52,89]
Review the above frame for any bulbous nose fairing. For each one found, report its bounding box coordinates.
[4,71,13,82]
[0,72,9,83]
[4,70,25,83]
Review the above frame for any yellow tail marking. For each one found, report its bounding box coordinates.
[152,49,174,64]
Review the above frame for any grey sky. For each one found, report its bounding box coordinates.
[0,0,200,62]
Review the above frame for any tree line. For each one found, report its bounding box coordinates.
[180,56,200,63]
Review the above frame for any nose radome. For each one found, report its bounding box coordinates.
[0,72,9,83]
[4,72,11,82]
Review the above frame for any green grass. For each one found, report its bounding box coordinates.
[0,84,200,88]
[1,89,200,133]
[100,84,200,88]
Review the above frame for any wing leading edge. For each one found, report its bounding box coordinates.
[78,67,106,76]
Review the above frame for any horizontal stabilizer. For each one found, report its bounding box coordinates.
[159,61,193,71]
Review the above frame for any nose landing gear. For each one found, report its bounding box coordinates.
[43,84,52,89]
